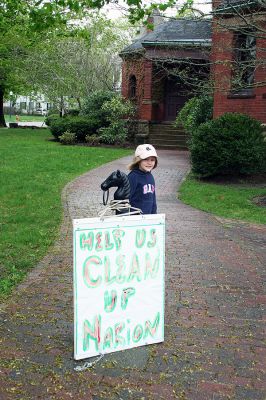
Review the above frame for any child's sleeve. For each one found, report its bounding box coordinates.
[127,173,137,204]
[152,191,157,214]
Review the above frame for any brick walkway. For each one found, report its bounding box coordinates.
[0,150,265,400]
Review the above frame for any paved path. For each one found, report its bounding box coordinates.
[0,150,265,400]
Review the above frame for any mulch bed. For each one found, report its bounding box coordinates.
[201,173,266,187]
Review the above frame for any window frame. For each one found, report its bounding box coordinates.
[230,29,256,96]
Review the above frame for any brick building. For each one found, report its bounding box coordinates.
[120,18,212,122]
[212,0,266,123]
[120,1,266,147]
[119,18,212,147]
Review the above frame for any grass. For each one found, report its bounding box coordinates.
[179,174,266,225]
[0,128,132,299]
[5,114,45,123]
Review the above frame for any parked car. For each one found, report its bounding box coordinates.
[35,108,47,116]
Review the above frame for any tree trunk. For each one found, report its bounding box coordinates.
[77,97,81,109]
[0,86,7,127]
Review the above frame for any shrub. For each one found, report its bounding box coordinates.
[66,108,80,116]
[101,96,135,122]
[59,130,77,145]
[85,134,100,146]
[80,90,116,128]
[45,114,60,127]
[49,117,70,139]
[49,116,97,141]
[176,95,213,135]
[99,122,127,145]
[190,113,266,178]
[67,116,98,141]
[98,97,135,145]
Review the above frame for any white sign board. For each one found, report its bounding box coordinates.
[73,214,165,360]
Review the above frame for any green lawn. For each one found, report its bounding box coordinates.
[5,114,45,123]
[0,128,131,299]
[179,174,266,225]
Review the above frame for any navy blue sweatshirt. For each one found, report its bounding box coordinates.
[128,169,157,214]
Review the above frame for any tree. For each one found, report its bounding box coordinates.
[22,17,134,112]
[0,0,184,127]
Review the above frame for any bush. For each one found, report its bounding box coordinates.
[66,109,80,117]
[98,97,135,145]
[176,95,213,135]
[99,122,127,145]
[190,113,266,178]
[45,114,60,127]
[85,134,100,146]
[49,116,97,141]
[59,130,77,145]
[67,116,98,141]
[49,117,70,139]
[80,90,116,128]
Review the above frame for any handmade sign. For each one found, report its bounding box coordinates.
[73,214,165,360]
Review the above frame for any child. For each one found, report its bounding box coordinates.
[128,144,158,214]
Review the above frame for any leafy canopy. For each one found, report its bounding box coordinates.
[1,0,187,31]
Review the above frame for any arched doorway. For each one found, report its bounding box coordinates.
[164,77,190,121]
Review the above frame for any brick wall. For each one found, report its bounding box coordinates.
[121,57,145,119]
[212,11,266,123]
[121,57,165,121]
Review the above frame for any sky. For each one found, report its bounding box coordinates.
[102,0,212,20]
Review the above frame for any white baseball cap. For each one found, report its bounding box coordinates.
[135,144,158,159]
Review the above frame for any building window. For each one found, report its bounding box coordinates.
[231,31,256,92]
[129,75,137,99]
[20,102,26,110]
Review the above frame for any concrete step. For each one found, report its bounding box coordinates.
[150,127,184,133]
[153,144,188,150]
[150,133,188,140]
[149,123,189,149]
[151,139,187,145]
[151,141,188,148]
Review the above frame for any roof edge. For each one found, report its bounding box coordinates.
[212,0,264,15]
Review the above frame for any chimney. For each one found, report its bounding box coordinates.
[146,9,163,33]
[135,9,163,37]
[212,0,224,11]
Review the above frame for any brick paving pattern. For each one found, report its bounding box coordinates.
[0,150,265,399]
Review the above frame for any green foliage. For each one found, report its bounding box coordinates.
[101,96,135,123]
[99,122,128,145]
[175,95,213,135]
[85,134,101,146]
[50,94,134,144]
[66,108,80,116]
[80,90,116,127]
[47,108,60,116]
[1,0,176,33]
[49,116,70,139]
[45,114,60,127]
[99,96,135,144]
[67,116,98,141]
[59,130,77,145]
[1,4,134,127]
[49,116,97,141]
[190,113,266,178]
